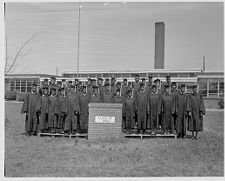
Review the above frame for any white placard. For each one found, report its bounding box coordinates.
[95,116,115,123]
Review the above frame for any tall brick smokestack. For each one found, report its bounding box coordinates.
[154,22,165,69]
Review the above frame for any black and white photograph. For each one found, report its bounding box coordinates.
[2,0,224,178]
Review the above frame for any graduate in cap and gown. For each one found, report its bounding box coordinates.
[21,83,39,136]
[101,83,114,103]
[49,76,57,95]
[170,82,179,133]
[41,78,49,95]
[133,74,140,95]
[67,80,73,94]
[97,77,104,95]
[87,78,93,96]
[186,85,206,139]
[147,85,160,134]
[78,85,90,134]
[134,83,150,134]
[89,85,102,103]
[111,76,117,95]
[56,81,62,97]
[74,78,79,90]
[58,87,68,133]
[158,84,176,134]
[146,76,153,95]
[121,78,129,98]
[37,86,49,133]
[48,86,59,133]
[65,85,80,134]
[123,89,136,134]
[176,84,188,138]
[113,88,123,103]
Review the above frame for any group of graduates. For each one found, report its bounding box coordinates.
[21,74,206,139]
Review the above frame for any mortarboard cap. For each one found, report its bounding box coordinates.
[93,85,98,89]
[97,77,103,81]
[123,78,127,81]
[111,76,116,80]
[62,79,66,82]
[153,79,160,83]
[32,83,37,87]
[50,76,56,80]
[44,79,48,82]
[181,84,186,88]
[74,78,79,81]
[127,89,132,93]
[171,82,177,86]
[141,78,146,81]
[164,84,170,88]
[68,81,72,83]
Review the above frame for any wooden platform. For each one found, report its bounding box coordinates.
[123,133,177,139]
[37,133,88,138]
[37,132,176,139]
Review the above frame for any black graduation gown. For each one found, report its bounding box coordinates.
[147,92,160,129]
[79,93,90,130]
[176,92,187,134]
[113,95,123,103]
[121,84,128,98]
[48,95,59,128]
[21,92,39,132]
[158,93,175,130]
[58,96,68,129]
[135,90,150,130]
[186,92,206,131]
[101,90,114,103]
[123,96,136,129]
[65,93,80,131]
[89,93,102,103]
[37,95,49,130]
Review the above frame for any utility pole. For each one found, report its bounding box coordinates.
[76,2,81,78]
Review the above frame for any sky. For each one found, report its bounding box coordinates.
[5,2,224,75]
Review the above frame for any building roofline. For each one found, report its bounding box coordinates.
[61,69,204,74]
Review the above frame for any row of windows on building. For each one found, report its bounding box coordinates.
[6,78,224,98]
[62,72,197,78]
[199,82,224,98]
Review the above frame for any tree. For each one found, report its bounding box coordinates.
[4,32,41,74]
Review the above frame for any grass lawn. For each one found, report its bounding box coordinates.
[4,102,224,177]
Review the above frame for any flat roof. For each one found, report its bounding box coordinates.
[61,69,204,74]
